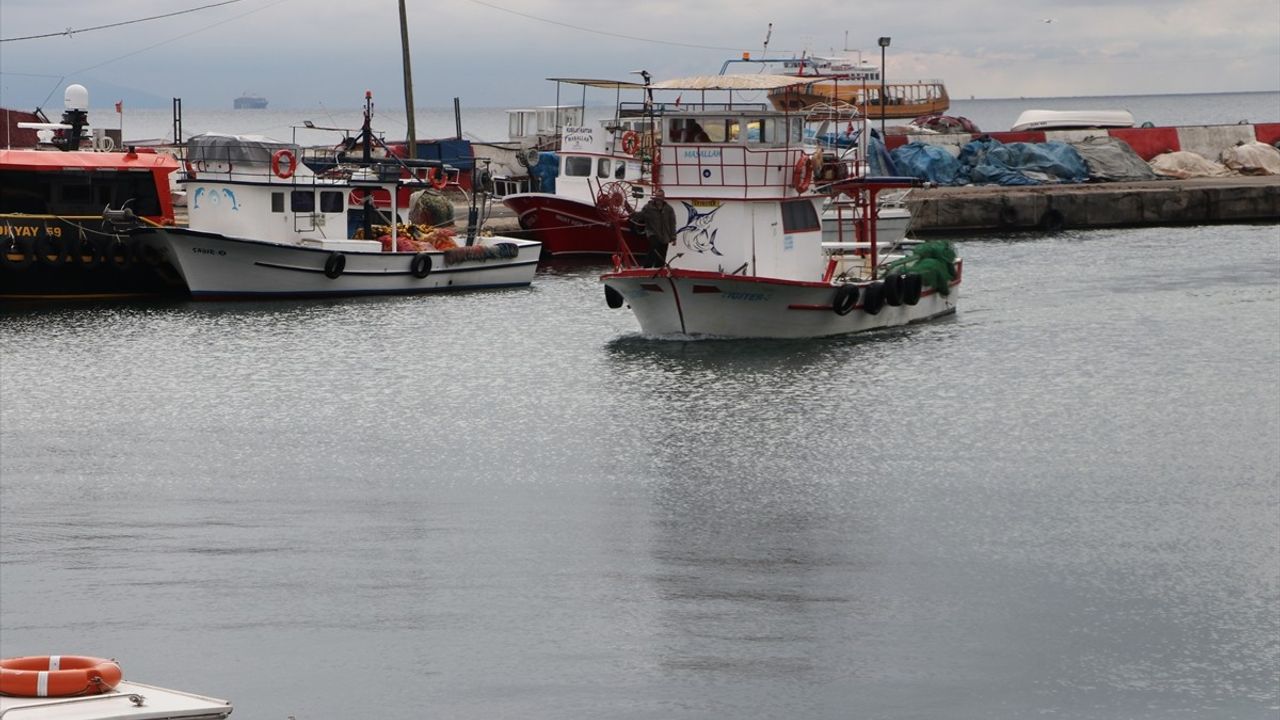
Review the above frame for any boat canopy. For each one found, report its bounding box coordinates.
[545,78,648,90]
[187,133,299,167]
[650,74,818,91]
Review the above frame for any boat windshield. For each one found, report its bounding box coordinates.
[666,116,802,145]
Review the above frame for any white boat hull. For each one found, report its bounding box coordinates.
[602,268,960,339]
[149,228,540,299]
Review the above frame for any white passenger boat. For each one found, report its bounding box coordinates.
[135,94,540,299]
[0,655,232,720]
[600,74,961,339]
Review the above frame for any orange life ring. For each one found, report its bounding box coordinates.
[184,160,198,179]
[271,149,297,179]
[0,655,123,698]
[792,154,813,193]
[620,130,640,156]
[427,167,448,190]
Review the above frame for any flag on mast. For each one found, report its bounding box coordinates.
[115,101,123,114]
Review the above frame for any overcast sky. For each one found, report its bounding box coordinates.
[1,0,1278,110]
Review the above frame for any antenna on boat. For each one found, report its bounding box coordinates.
[761,22,772,58]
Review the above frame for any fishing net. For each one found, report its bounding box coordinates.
[881,241,958,295]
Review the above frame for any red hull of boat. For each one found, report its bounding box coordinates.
[502,194,647,257]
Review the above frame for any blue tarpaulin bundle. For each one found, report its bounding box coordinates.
[965,138,1089,185]
[890,137,1091,186]
[890,142,967,186]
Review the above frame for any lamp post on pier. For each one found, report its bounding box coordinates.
[878,36,891,138]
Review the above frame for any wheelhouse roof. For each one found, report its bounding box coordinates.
[0,148,178,171]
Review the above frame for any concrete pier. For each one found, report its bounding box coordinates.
[905,176,1280,234]
[459,178,1280,238]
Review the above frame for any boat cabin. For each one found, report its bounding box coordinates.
[183,134,396,251]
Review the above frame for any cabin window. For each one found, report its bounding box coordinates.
[564,156,592,177]
[597,159,611,178]
[290,191,315,213]
[614,161,626,179]
[0,170,162,216]
[271,192,284,213]
[320,191,344,213]
[780,200,819,233]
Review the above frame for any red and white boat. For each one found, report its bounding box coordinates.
[600,74,961,339]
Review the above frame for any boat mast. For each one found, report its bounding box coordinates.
[398,0,417,161]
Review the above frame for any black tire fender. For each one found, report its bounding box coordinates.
[605,285,625,309]
[901,273,924,306]
[1,237,33,270]
[861,281,886,315]
[105,237,132,270]
[324,252,346,279]
[1040,208,1065,232]
[832,284,858,315]
[34,234,66,267]
[883,273,905,307]
[410,252,432,278]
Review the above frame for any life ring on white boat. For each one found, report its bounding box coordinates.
[323,252,346,279]
[620,130,640,156]
[861,281,885,315]
[604,285,625,309]
[0,655,122,697]
[271,149,297,180]
[901,273,923,306]
[883,273,905,307]
[832,284,858,316]
[410,252,432,279]
[427,167,448,190]
[792,154,813,193]
[0,237,33,271]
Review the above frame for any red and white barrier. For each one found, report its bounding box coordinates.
[886,123,1280,161]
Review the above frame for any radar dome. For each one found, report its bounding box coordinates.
[64,84,89,111]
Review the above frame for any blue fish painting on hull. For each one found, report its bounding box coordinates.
[676,201,722,256]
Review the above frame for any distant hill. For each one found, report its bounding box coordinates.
[0,74,173,113]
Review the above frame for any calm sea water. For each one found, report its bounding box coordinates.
[2,219,1278,718]
[75,90,1280,146]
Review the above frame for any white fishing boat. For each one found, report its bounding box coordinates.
[135,94,540,299]
[600,74,961,339]
[0,655,232,720]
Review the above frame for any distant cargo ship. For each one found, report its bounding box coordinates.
[233,93,268,110]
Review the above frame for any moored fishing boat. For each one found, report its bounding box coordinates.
[0,654,232,719]
[130,93,540,299]
[1,84,185,300]
[600,74,961,339]
[499,78,653,258]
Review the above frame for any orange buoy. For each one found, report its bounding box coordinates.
[0,655,122,697]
